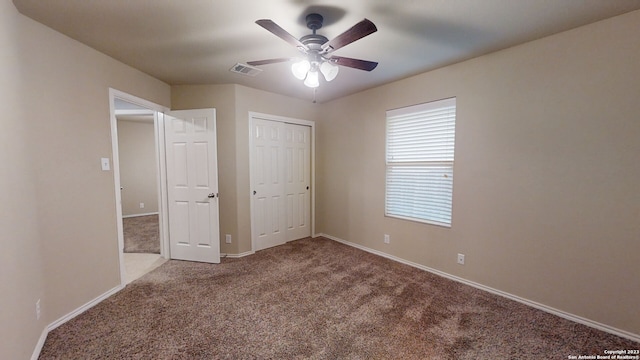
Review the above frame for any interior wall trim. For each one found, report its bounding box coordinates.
[221,251,255,259]
[32,233,638,358]
[48,285,124,331]
[318,233,640,343]
[122,212,160,219]
[32,284,125,359]
[30,328,48,360]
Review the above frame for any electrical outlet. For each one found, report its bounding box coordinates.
[225,234,232,244]
[384,234,390,244]
[139,202,145,209]
[457,253,465,265]
[36,299,41,320]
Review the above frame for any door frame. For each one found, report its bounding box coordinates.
[109,88,170,285]
[248,112,316,253]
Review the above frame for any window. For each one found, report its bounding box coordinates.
[385,97,456,227]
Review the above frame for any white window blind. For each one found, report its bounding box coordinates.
[385,97,456,227]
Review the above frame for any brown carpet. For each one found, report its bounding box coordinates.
[39,237,637,359]
[123,215,160,254]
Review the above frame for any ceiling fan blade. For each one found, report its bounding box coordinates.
[322,19,377,53]
[331,56,378,71]
[247,58,294,66]
[256,19,307,50]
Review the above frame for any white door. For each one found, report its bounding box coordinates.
[165,109,220,263]
[284,124,311,240]
[251,117,311,251]
[251,119,286,251]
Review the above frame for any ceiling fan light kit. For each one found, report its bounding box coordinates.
[291,59,311,80]
[320,61,339,82]
[291,59,339,88]
[248,13,378,89]
[303,69,320,88]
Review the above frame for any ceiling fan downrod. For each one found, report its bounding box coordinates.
[305,13,324,33]
[301,13,329,50]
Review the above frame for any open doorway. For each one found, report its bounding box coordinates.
[114,99,166,283]
[110,89,221,284]
[110,90,169,285]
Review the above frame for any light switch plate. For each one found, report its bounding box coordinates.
[101,158,110,171]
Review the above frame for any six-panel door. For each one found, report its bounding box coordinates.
[251,118,311,251]
[165,109,220,263]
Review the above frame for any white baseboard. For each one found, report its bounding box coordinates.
[31,284,124,359]
[221,251,254,259]
[31,235,637,360]
[122,212,159,219]
[48,284,124,331]
[319,233,640,343]
[30,327,48,360]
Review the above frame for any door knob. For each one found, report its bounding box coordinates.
[208,193,216,198]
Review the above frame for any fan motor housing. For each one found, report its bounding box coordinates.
[305,13,324,31]
[300,34,328,49]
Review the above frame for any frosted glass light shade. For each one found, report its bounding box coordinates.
[304,70,319,88]
[320,61,339,82]
[291,60,311,80]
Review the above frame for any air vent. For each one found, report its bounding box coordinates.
[230,63,263,77]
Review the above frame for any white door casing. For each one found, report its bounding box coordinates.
[250,113,313,252]
[109,89,169,285]
[165,109,220,263]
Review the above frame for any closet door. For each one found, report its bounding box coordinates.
[251,118,311,251]
[284,124,311,241]
[251,119,286,251]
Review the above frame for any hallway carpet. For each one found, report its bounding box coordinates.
[123,214,160,254]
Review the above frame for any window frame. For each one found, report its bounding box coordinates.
[385,97,457,227]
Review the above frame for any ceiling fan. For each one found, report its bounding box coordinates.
[247,13,378,88]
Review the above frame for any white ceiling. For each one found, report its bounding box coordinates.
[13,0,640,103]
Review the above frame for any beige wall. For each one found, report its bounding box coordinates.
[117,118,159,216]
[171,84,319,254]
[4,2,638,358]
[172,11,640,337]
[0,2,45,359]
[171,84,239,254]
[234,85,320,253]
[0,1,170,358]
[317,10,640,336]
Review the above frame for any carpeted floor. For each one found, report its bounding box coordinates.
[39,237,638,359]
[123,214,160,254]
